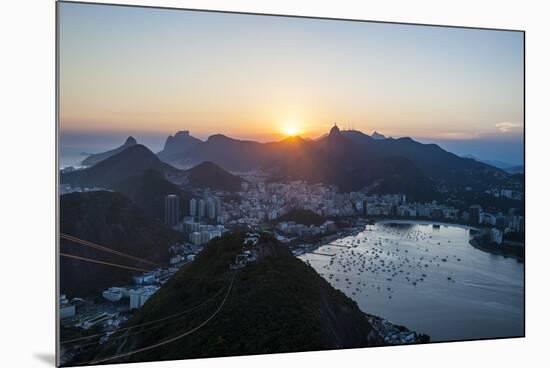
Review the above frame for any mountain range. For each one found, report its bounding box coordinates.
[61,144,243,193]
[63,127,519,201]
[151,126,513,199]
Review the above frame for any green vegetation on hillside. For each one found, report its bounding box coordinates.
[278,209,325,226]
[72,232,382,365]
[186,161,243,192]
[113,169,192,221]
[60,191,180,297]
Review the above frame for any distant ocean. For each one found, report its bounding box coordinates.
[59,149,88,169]
[59,133,165,169]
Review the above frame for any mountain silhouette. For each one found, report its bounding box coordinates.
[113,169,192,221]
[185,161,243,192]
[69,127,514,200]
[62,144,181,188]
[81,136,137,167]
[154,126,511,198]
[63,143,244,197]
[371,131,386,140]
[157,130,202,163]
[171,134,272,171]
[272,130,435,199]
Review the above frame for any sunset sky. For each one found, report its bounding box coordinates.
[58,2,524,163]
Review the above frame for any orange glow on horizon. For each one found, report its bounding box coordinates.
[280,118,306,138]
[284,126,299,136]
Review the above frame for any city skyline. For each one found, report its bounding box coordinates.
[59,3,524,164]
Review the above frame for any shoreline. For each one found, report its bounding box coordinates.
[371,218,524,262]
[469,236,524,262]
[299,220,435,345]
[365,313,430,345]
[301,218,479,256]
[301,218,519,344]
[373,218,478,231]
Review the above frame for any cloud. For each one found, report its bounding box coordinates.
[495,122,523,133]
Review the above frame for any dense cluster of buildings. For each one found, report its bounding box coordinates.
[164,193,228,245]
[189,195,223,222]
[97,267,177,311]
[101,285,160,310]
[485,187,524,201]
[468,205,524,245]
[358,195,523,245]
[468,205,524,229]
[223,180,361,226]
[164,192,224,227]
[62,177,524,331]
[175,177,523,248]
[276,220,338,238]
[224,180,523,232]
[174,217,226,245]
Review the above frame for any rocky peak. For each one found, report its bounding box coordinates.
[125,136,137,145]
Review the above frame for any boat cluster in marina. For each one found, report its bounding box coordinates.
[314,224,464,299]
[300,221,524,342]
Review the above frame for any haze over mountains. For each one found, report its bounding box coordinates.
[62,144,243,193]
[65,145,180,188]
[64,126,520,201]
[61,144,243,227]
[462,155,524,174]
[151,126,514,199]
[80,136,138,167]
[157,130,202,163]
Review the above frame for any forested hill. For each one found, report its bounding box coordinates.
[59,191,179,297]
[73,232,383,365]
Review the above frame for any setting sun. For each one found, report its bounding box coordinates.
[284,126,299,136]
[56,4,525,363]
[282,120,303,137]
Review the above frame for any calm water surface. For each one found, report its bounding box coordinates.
[299,221,524,341]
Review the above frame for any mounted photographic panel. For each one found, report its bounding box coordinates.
[56,1,525,366]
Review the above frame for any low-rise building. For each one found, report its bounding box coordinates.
[59,294,75,319]
[102,287,123,302]
[129,286,159,310]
